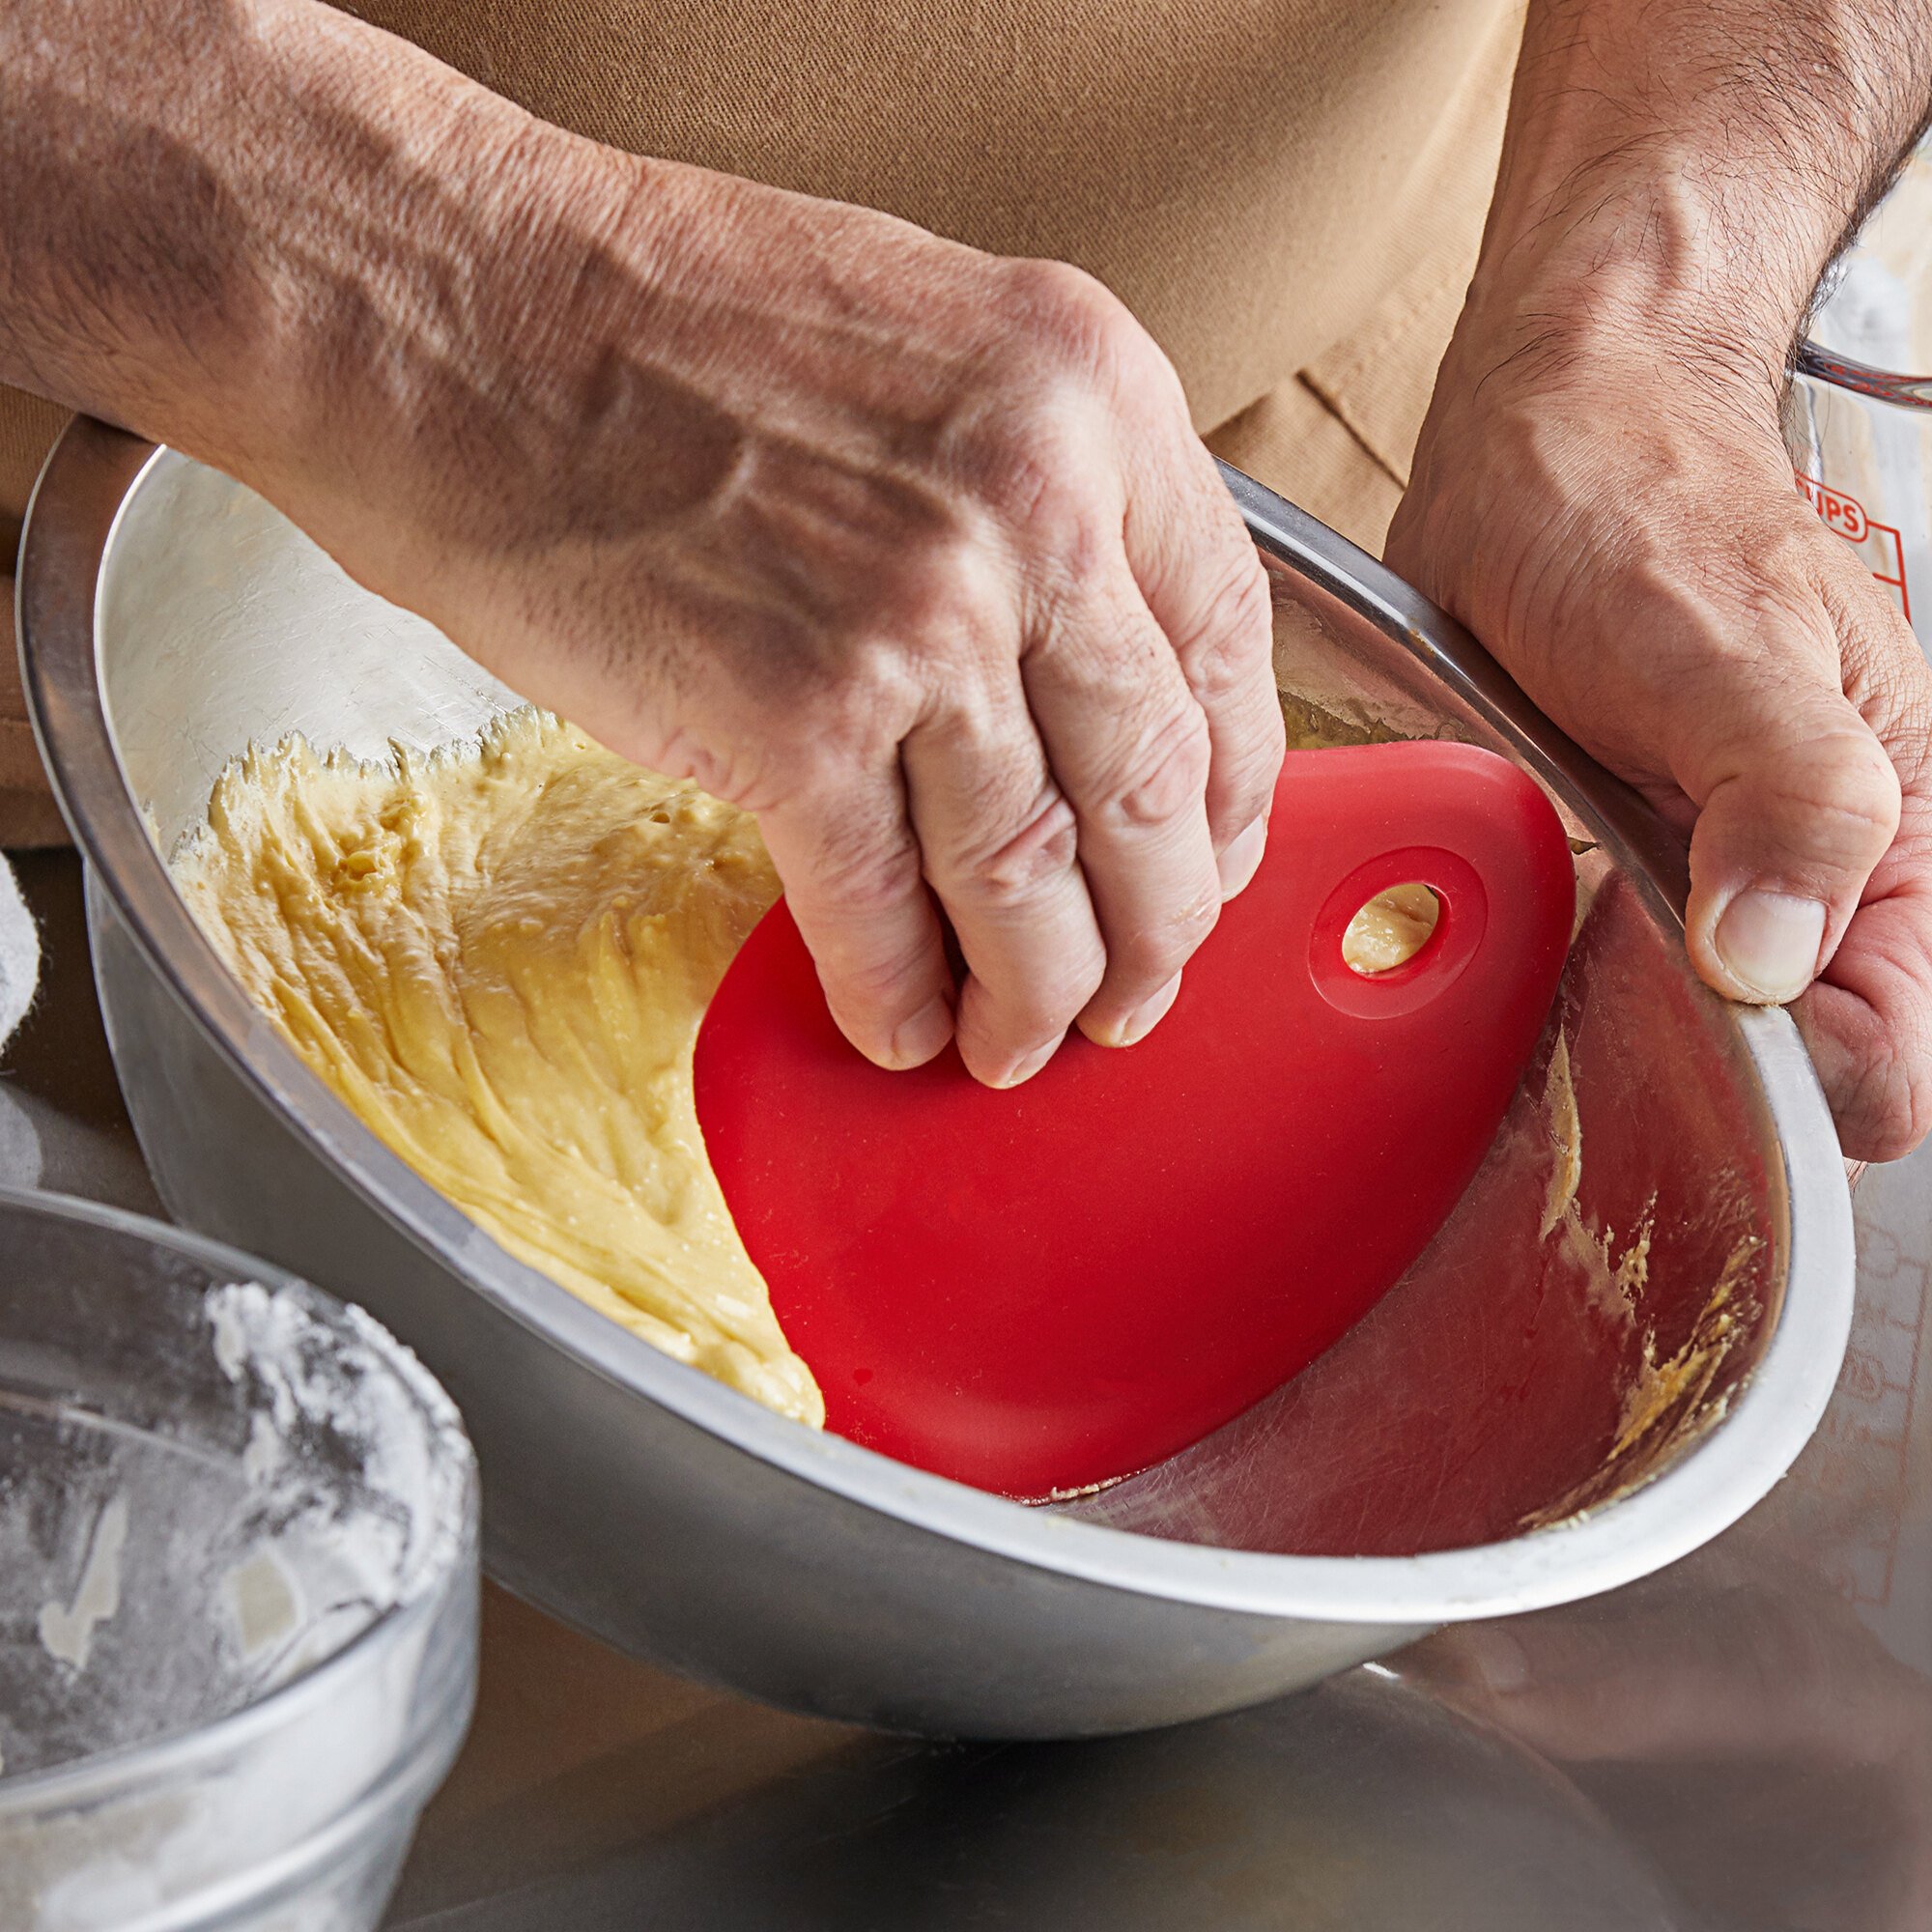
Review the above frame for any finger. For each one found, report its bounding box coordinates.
[1687,702,1898,1005]
[1121,400,1285,897]
[903,681,1107,1088]
[1787,597,1932,1160]
[1675,606,1901,1007]
[1797,898,1932,1162]
[754,760,957,1072]
[1792,749,1932,1161]
[1021,567,1223,1048]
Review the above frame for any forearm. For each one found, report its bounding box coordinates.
[1467,0,1932,393]
[0,1,609,502]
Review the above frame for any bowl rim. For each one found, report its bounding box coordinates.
[0,1183,478,1818]
[15,419,1857,1626]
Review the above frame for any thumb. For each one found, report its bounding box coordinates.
[1682,670,1901,1008]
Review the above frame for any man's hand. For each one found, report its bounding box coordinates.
[1391,343,1932,1160]
[1,1,1282,1087]
[1390,0,1932,1161]
[298,165,1283,1090]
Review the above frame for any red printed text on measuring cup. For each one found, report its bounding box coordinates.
[1797,471,1913,622]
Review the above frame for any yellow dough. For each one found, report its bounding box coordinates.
[1341,880,1440,975]
[171,709,823,1427]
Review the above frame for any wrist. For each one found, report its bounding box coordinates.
[1450,208,1799,434]
[1462,121,1820,419]
[1452,0,1932,426]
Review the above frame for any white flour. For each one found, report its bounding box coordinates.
[36,1495,129,1672]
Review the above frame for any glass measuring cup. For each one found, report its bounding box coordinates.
[1786,142,1932,652]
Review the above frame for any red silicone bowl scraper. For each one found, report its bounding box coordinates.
[694,740,1575,1498]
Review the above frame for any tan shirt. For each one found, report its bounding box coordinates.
[0,0,1525,839]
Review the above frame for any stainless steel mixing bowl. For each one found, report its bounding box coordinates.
[16,420,1855,1739]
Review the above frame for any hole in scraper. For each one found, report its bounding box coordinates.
[1342,882,1440,977]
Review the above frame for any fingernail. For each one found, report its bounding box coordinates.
[1217,815,1268,901]
[994,1033,1064,1089]
[1117,971,1182,1046]
[888,994,953,1069]
[1458,1625,1532,1695]
[1716,891,1827,1003]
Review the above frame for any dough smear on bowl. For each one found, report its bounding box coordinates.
[170,707,821,1426]
[171,703,1442,1431]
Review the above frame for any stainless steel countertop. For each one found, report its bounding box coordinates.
[6,846,1928,1931]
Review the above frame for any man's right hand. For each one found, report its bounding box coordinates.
[286,159,1286,1088]
[3,2,1283,1086]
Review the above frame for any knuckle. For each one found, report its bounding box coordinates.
[825,927,941,1014]
[1177,550,1274,691]
[804,670,920,766]
[1000,258,1170,397]
[959,787,1082,905]
[1210,689,1288,835]
[1093,706,1211,832]
[966,424,1093,540]
[1838,1034,1932,1163]
[798,817,925,922]
[944,396,1103,554]
[869,530,1007,645]
[1005,259,1123,352]
[1875,659,1932,756]
[1231,703,1289,821]
[1804,916,1932,1161]
[1777,729,1903,863]
[1845,624,1932,789]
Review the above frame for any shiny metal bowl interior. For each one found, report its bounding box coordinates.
[0,1187,477,1931]
[17,422,1856,1738]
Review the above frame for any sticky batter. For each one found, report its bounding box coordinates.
[171,710,822,1426]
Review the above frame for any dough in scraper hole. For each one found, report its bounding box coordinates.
[172,709,1442,1429]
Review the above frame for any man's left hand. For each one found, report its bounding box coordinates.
[1386,0,1932,1163]
[1390,331,1932,1162]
